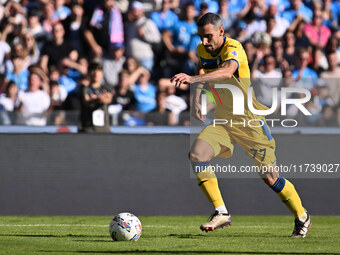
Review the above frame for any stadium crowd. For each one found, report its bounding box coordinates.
[0,0,340,129]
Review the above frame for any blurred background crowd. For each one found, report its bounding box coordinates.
[0,0,340,130]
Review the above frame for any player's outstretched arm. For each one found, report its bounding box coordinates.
[191,64,206,122]
[170,60,238,88]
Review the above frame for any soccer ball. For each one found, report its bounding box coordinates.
[109,212,142,241]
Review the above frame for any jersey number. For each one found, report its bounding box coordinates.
[250,148,266,161]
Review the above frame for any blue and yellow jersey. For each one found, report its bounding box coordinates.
[197,37,268,119]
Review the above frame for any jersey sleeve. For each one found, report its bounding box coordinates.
[221,41,244,69]
[196,43,203,66]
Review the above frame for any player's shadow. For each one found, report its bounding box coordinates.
[73,239,113,243]
[167,233,206,239]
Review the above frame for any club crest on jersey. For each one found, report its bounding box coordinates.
[231,51,237,57]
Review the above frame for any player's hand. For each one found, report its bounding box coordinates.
[192,102,206,123]
[170,73,191,88]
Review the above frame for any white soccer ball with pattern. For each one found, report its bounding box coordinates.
[109,212,142,241]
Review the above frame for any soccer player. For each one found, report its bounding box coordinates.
[170,13,311,238]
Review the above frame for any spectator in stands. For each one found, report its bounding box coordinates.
[146,91,176,126]
[57,59,78,94]
[0,29,11,75]
[292,48,318,90]
[17,68,50,126]
[111,70,136,111]
[49,80,67,110]
[23,32,40,66]
[194,0,219,14]
[324,36,340,66]
[26,9,47,49]
[59,54,88,83]
[282,0,313,24]
[48,65,59,81]
[303,9,331,48]
[310,46,326,75]
[2,0,26,39]
[252,54,282,107]
[198,3,209,19]
[53,0,71,22]
[124,56,140,75]
[266,4,290,38]
[243,40,257,70]
[228,0,247,19]
[301,95,322,125]
[150,0,179,33]
[218,0,234,32]
[237,0,267,23]
[62,75,89,112]
[293,20,311,51]
[252,32,272,58]
[272,39,290,71]
[123,56,150,88]
[320,51,340,106]
[239,5,289,42]
[185,34,202,75]
[329,0,340,29]
[133,68,156,113]
[42,1,57,35]
[62,3,86,55]
[321,0,336,29]
[5,53,29,91]
[102,44,126,88]
[40,22,77,73]
[164,84,187,115]
[283,31,296,67]
[0,81,19,125]
[125,1,161,71]
[79,62,113,133]
[10,42,31,71]
[84,0,124,58]
[149,0,177,77]
[316,104,337,126]
[0,81,19,112]
[162,3,197,77]
[313,79,334,108]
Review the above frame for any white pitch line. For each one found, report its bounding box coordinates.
[0,224,287,228]
[0,224,108,227]
[0,224,330,229]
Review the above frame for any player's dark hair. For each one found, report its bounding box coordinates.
[197,13,223,28]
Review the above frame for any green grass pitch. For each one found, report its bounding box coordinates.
[0,216,339,255]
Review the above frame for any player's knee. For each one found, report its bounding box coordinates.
[189,150,211,162]
[189,150,201,162]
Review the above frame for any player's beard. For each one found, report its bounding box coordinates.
[204,45,213,53]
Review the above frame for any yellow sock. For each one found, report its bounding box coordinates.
[277,179,305,218]
[196,169,225,208]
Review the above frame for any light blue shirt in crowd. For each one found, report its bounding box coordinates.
[58,75,77,94]
[134,84,156,113]
[292,68,318,90]
[6,70,29,91]
[170,21,197,51]
[150,10,179,32]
